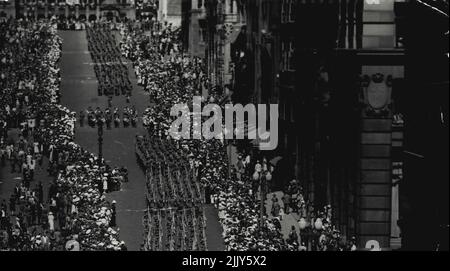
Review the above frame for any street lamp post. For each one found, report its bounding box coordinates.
[253,161,272,229]
[97,119,104,166]
[258,174,265,228]
[297,216,325,251]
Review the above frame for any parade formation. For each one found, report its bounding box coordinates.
[87,24,132,98]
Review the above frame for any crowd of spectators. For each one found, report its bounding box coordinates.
[0,19,126,251]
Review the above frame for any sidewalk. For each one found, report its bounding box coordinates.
[227,144,300,243]
[0,130,56,234]
[0,130,54,203]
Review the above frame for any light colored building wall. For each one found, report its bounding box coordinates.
[158,0,181,27]
[0,0,16,18]
[363,0,405,48]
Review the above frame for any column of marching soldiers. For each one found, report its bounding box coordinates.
[120,23,209,251]
[78,23,138,129]
[136,136,207,251]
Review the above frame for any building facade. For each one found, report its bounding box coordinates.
[398,0,449,251]
[198,0,446,250]
[10,0,137,21]
[158,0,181,27]
[199,0,242,90]
[181,0,207,57]
[0,0,16,18]
[282,0,406,250]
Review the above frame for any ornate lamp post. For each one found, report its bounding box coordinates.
[297,216,324,251]
[97,118,104,166]
[253,160,273,228]
[263,170,272,225]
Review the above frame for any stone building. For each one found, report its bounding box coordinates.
[200,0,242,89]
[158,0,181,27]
[181,0,207,57]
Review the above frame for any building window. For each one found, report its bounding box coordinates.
[281,0,288,23]
[289,0,296,22]
[281,0,296,23]
[281,40,295,71]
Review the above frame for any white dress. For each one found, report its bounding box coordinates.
[71,204,78,215]
[48,214,55,231]
[34,142,40,154]
[28,118,35,129]
[26,154,32,166]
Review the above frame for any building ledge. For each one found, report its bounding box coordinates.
[335,48,405,55]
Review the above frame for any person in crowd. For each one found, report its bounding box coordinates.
[48,212,55,232]
[288,226,298,244]
[110,201,117,228]
[281,193,291,215]
[271,197,281,218]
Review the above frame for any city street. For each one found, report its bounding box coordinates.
[57,30,224,251]
[59,30,147,251]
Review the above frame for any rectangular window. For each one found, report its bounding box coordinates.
[281,0,288,23]
[262,0,269,20]
[282,0,296,23]
[288,41,295,70]
[289,0,296,22]
[281,40,296,72]
[281,41,287,71]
